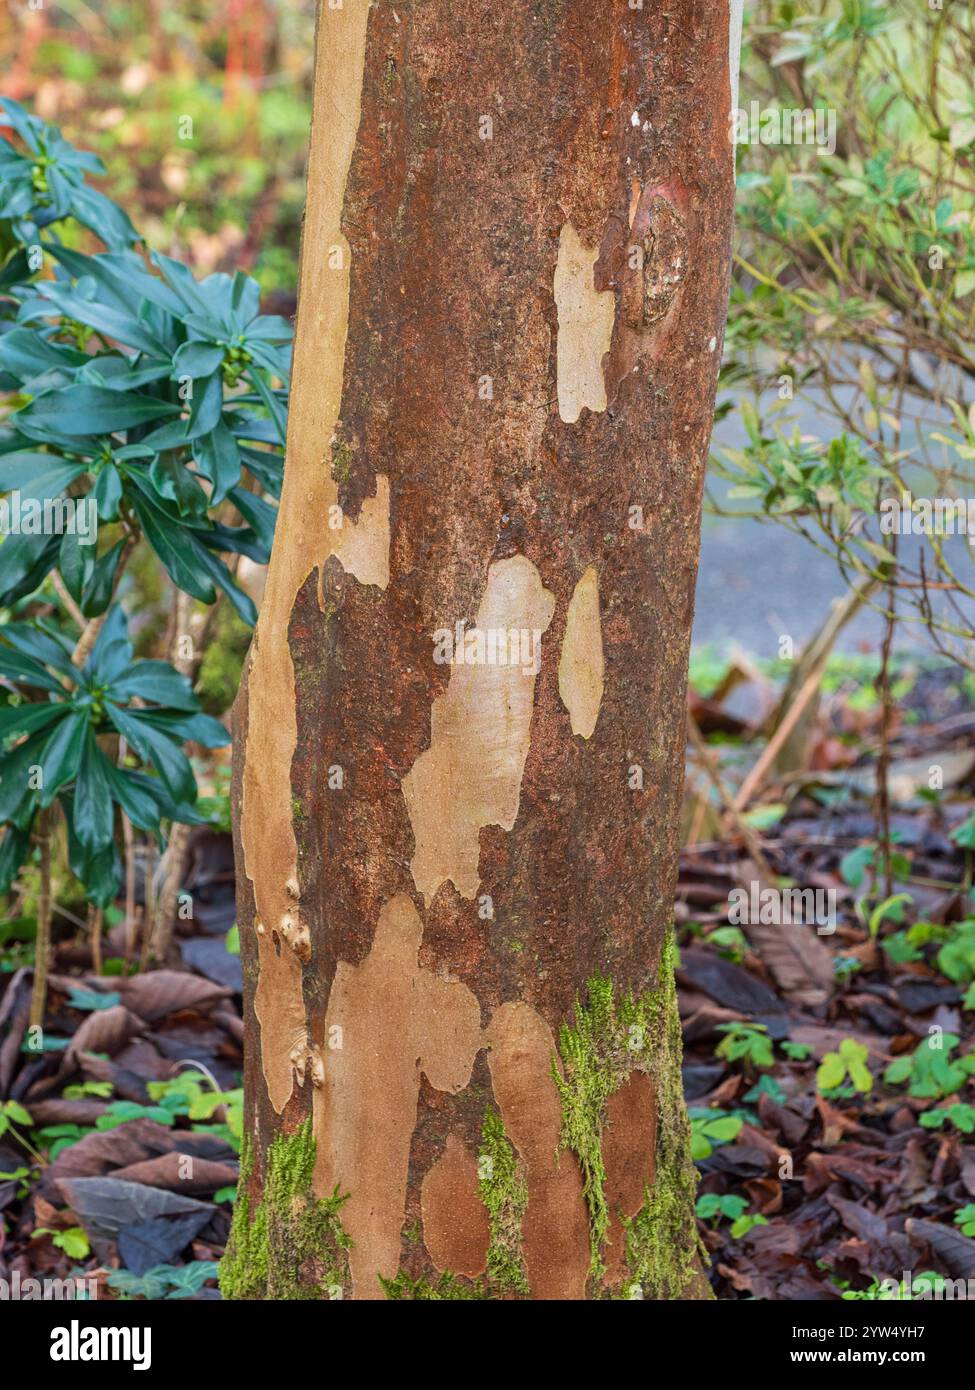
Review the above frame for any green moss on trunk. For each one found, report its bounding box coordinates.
[219,1120,351,1300]
[478,1105,530,1295]
[380,1271,486,1300]
[224,940,701,1301]
[554,933,705,1298]
[621,937,706,1300]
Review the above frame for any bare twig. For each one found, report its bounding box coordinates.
[28,808,54,1030]
[70,526,139,667]
[50,572,86,632]
[89,905,103,976]
[121,773,138,962]
[686,712,775,881]
[146,587,199,960]
[733,658,831,815]
[139,839,158,973]
[150,822,191,964]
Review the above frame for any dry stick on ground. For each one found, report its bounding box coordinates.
[686,712,775,882]
[685,772,713,848]
[735,578,879,813]
[764,576,878,735]
[28,807,53,1030]
[732,656,834,815]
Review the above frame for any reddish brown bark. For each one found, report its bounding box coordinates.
[229,0,739,1301]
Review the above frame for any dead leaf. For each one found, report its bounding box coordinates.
[62,1006,144,1068]
[115,971,231,1022]
[905,1217,975,1278]
[110,1152,238,1195]
[678,946,785,1016]
[55,1176,212,1242]
[734,862,835,1007]
[23,1098,109,1127]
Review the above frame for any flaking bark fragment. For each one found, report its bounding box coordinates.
[554,222,616,423]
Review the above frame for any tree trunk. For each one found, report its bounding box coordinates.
[224,0,742,1302]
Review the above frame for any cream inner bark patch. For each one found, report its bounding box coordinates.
[319,475,391,602]
[312,893,482,1299]
[558,565,604,738]
[554,222,615,424]
[402,554,555,905]
[239,0,388,1114]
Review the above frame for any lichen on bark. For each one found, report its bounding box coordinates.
[220,1120,351,1300]
[553,934,704,1297]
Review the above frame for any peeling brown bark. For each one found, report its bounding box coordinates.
[231,0,739,1301]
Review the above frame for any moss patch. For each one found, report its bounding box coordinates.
[554,932,704,1298]
[621,937,706,1301]
[478,1105,530,1295]
[219,1120,351,1300]
[380,1270,486,1301]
